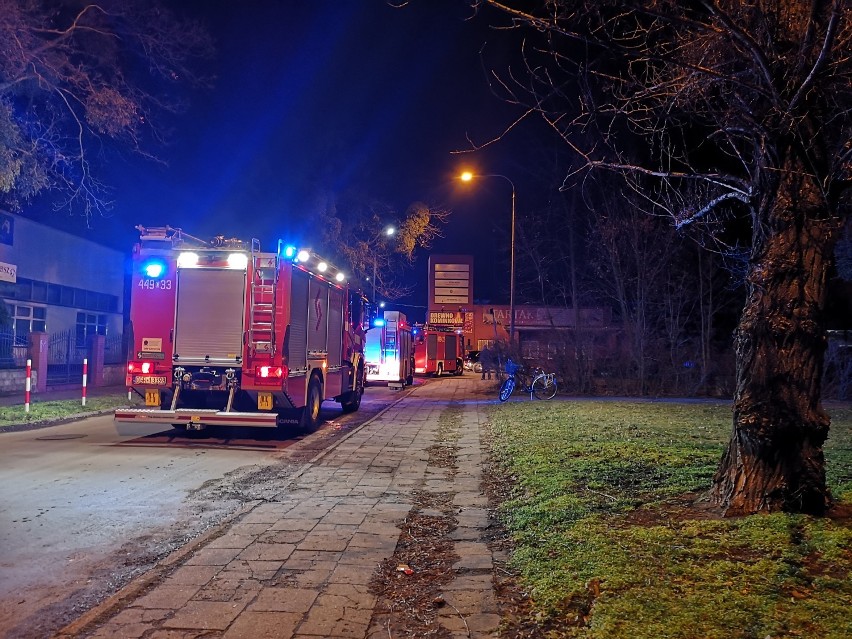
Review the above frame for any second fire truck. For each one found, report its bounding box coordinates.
[115,226,369,432]
[413,324,464,377]
[364,310,414,388]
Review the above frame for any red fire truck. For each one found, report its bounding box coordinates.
[114,226,368,432]
[365,310,414,388]
[412,325,464,377]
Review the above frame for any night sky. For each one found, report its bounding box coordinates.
[38,1,546,314]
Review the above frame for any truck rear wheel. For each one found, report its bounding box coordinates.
[341,366,364,413]
[299,375,323,433]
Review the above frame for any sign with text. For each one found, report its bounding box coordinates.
[428,255,473,309]
[485,306,610,328]
[0,261,17,283]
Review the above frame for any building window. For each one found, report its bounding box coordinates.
[11,304,46,345]
[76,312,107,347]
[9,277,118,313]
[522,340,541,360]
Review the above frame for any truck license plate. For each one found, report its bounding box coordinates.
[145,389,160,407]
[133,375,168,386]
[257,392,273,410]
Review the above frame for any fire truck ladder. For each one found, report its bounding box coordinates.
[249,252,278,356]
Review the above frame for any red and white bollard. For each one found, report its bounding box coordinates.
[82,358,88,407]
[25,359,32,414]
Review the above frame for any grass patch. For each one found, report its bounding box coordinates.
[0,394,132,428]
[489,401,852,639]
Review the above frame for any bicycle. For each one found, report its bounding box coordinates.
[498,358,558,402]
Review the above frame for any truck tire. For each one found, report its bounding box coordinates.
[341,366,364,413]
[454,358,464,375]
[299,375,323,433]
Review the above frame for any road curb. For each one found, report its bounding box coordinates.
[0,408,123,434]
[51,385,416,638]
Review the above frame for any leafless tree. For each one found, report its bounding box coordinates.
[0,0,213,220]
[317,194,451,301]
[476,0,852,515]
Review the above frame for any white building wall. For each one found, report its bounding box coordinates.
[0,214,125,298]
[0,212,126,341]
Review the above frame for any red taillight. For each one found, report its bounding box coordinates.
[257,366,283,379]
[127,361,154,374]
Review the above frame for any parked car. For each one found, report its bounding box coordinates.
[464,351,482,373]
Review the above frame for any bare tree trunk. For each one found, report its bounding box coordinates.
[711,173,840,515]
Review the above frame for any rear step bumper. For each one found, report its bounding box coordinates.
[114,408,279,428]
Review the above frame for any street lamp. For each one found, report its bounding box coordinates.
[372,225,396,303]
[460,171,516,345]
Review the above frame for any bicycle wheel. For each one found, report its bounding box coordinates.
[532,375,558,400]
[498,376,516,402]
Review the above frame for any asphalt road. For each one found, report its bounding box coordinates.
[0,382,412,639]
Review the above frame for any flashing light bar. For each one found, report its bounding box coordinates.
[174,251,250,269]
[228,253,248,269]
[373,318,385,327]
[278,244,349,285]
[177,252,199,268]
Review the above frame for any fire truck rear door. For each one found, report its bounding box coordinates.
[173,268,246,364]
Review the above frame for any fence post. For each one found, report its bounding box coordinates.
[25,359,31,413]
[82,358,87,406]
[86,334,105,388]
[27,331,48,393]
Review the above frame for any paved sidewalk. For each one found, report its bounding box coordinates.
[57,376,504,639]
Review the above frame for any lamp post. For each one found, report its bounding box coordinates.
[372,225,396,304]
[460,171,516,345]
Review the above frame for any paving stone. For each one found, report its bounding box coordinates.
[347,532,398,551]
[237,542,296,562]
[135,584,200,609]
[166,564,221,586]
[257,529,310,544]
[145,630,205,639]
[249,586,319,612]
[284,549,342,570]
[223,611,302,638]
[438,611,502,637]
[206,534,258,550]
[291,568,333,588]
[297,531,351,552]
[268,518,320,532]
[184,546,243,567]
[327,563,377,585]
[161,599,248,630]
[297,605,373,638]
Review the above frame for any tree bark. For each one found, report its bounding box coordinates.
[711,168,840,516]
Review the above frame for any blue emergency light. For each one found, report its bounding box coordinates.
[373,318,385,328]
[143,260,166,278]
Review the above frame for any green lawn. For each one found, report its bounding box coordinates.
[488,400,852,639]
[0,394,134,429]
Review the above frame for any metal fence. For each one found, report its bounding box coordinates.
[0,328,28,368]
[104,331,125,365]
[47,329,87,385]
